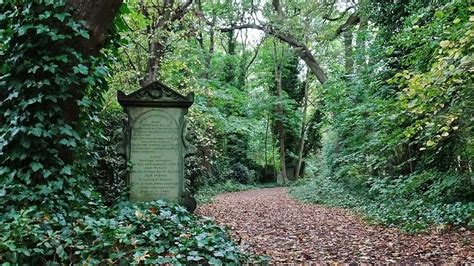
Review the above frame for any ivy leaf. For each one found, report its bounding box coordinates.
[28,127,43,137]
[208,257,222,265]
[30,162,43,172]
[54,13,67,22]
[60,166,72,175]
[426,140,436,147]
[73,64,88,75]
[78,29,90,39]
[434,10,444,18]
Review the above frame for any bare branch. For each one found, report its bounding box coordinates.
[245,36,266,72]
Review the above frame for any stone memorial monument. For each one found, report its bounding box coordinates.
[117,81,194,208]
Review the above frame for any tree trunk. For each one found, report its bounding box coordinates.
[224,30,236,84]
[343,29,354,75]
[355,18,368,72]
[295,78,309,179]
[63,0,122,162]
[140,0,192,86]
[294,47,328,84]
[143,40,166,85]
[264,113,269,167]
[68,0,122,57]
[203,13,216,79]
[275,60,287,184]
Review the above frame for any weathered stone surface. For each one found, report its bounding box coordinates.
[128,107,184,203]
[118,81,193,204]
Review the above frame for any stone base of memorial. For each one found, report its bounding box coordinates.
[118,81,196,211]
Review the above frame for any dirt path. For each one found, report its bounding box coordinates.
[196,187,473,263]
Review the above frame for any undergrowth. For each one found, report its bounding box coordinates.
[290,172,474,233]
[0,199,265,264]
[196,180,278,204]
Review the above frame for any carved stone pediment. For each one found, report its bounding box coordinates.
[117,81,194,108]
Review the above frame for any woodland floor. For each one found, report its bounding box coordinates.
[196,188,473,264]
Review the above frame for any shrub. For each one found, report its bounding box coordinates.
[229,163,254,184]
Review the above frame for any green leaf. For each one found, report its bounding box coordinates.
[434,10,444,18]
[28,127,43,137]
[208,257,222,265]
[30,162,43,172]
[54,13,67,22]
[426,140,436,147]
[78,29,90,39]
[60,166,72,175]
[73,64,88,75]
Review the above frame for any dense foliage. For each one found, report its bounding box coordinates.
[0,200,251,264]
[1,0,472,263]
[0,0,106,218]
[294,0,473,231]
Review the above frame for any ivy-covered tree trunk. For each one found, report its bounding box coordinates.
[224,30,237,85]
[343,29,354,74]
[0,1,121,218]
[62,0,122,162]
[67,0,122,56]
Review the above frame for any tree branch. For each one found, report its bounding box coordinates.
[334,12,360,36]
[221,24,328,84]
[245,36,266,72]
[171,0,192,22]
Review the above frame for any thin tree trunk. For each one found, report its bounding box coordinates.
[264,113,270,167]
[141,0,192,85]
[143,40,166,85]
[355,18,368,72]
[274,56,287,184]
[224,30,236,83]
[295,78,309,178]
[203,9,215,79]
[272,134,277,178]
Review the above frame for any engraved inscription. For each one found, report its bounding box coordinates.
[129,108,182,202]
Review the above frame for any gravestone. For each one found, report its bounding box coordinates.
[117,81,194,207]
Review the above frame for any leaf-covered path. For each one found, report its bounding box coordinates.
[196,188,473,263]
